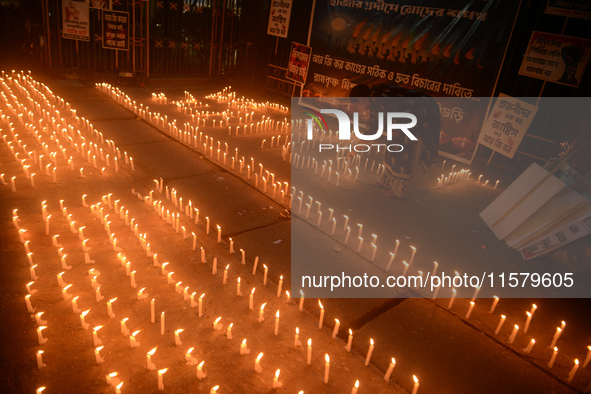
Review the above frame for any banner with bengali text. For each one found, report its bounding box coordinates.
[304,0,519,163]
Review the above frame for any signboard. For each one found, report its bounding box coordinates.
[545,0,591,20]
[304,0,520,164]
[477,94,538,159]
[102,10,129,51]
[267,0,292,38]
[62,0,90,41]
[520,216,591,259]
[519,31,591,88]
[286,43,312,84]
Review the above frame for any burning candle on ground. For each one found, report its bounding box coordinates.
[495,315,506,335]
[412,375,420,394]
[365,339,375,366]
[240,339,250,355]
[277,275,283,297]
[157,368,168,391]
[147,347,157,370]
[307,339,313,365]
[466,301,475,319]
[523,338,535,354]
[36,350,46,369]
[550,327,562,349]
[508,325,519,344]
[548,347,558,368]
[490,296,500,313]
[318,300,325,329]
[186,347,198,365]
[583,346,591,368]
[213,317,223,331]
[107,298,117,318]
[299,290,305,311]
[161,312,165,335]
[130,330,141,347]
[259,303,267,322]
[273,369,283,389]
[274,310,280,335]
[568,359,580,382]
[197,361,207,379]
[80,310,90,330]
[263,264,268,286]
[93,326,103,346]
[294,327,301,347]
[199,293,205,317]
[175,329,184,346]
[384,358,396,382]
[346,329,353,352]
[324,354,330,384]
[255,352,264,373]
[95,346,105,364]
[120,318,130,335]
[332,319,340,339]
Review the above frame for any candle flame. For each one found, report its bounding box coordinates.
[122,317,128,322]
[276,310,280,318]
[575,358,580,365]
[132,330,140,336]
[251,288,255,294]
[256,352,264,362]
[242,339,247,345]
[96,346,103,351]
[296,327,299,334]
[176,329,184,334]
[413,375,419,383]
[38,350,43,354]
[109,372,118,377]
[526,311,531,317]
[94,326,103,331]
[148,347,157,355]
[501,314,506,319]
[109,298,117,303]
[325,354,330,362]
[355,380,360,388]
[370,338,374,345]
[158,368,168,374]
[532,303,537,310]
[260,302,267,311]
[554,346,558,351]
[116,382,123,390]
[187,347,194,354]
[349,329,353,335]
[214,317,222,324]
[391,357,396,364]
[275,369,281,378]
[308,338,312,346]
[319,300,324,309]
[200,293,205,299]
[82,310,90,317]
[225,264,229,270]
[263,264,268,270]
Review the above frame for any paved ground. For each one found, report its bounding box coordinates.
[0,73,589,393]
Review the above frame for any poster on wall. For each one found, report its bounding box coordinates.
[102,10,129,51]
[477,94,538,159]
[545,0,591,20]
[286,43,312,85]
[519,31,591,88]
[304,0,519,164]
[62,0,90,41]
[267,0,293,38]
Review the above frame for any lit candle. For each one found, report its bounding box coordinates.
[489,296,499,313]
[365,339,374,366]
[307,338,312,365]
[583,346,591,368]
[384,357,396,381]
[130,330,141,347]
[199,293,205,317]
[523,338,535,354]
[318,300,325,329]
[237,277,242,296]
[95,346,105,364]
[495,315,506,335]
[345,329,353,352]
[274,310,280,336]
[255,352,264,373]
[324,354,330,384]
[80,310,90,330]
[120,318,130,335]
[226,322,233,339]
[351,380,360,394]
[93,326,103,346]
[147,347,157,370]
[508,324,519,344]
[548,347,558,368]
[412,375,420,394]
[213,317,223,331]
[465,301,475,319]
[217,225,222,243]
[568,359,580,382]
[186,347,198,365]
[240,338,250,355]
[36,326,48,345]
[212,258,217,275]
[332,319,340,339]
[115,382,123,394]
[550,327,562,349]
[157,368,168,391]
[223,264,229,285]
[277,275,283,297]
[151,299,155,323]
[107,298,117,318]
[273,369,283,389]
[263,264,268,286]
[252,256,259,275]
[161,312,165,335]
[174,329,184,346]
[259,302,267,322]
[36,350,46,369]
[294,327,301,347]
[25,294,35,313]
[524,311,533,333]
[249,288,255,310]
[36,387,45,394]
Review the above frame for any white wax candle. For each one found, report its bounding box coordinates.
[161,312,165,335]
[175,329,183,346]
[147,347,157,370]
[36,350,46,369]
[157,368,167,391]
[324,354,330,383]
[254,353,263,373]
[259,303,267,322]
[307,339,312,365]
[274,310,280,336]
[199,293,205,317]
[240,339,250,355]
[318,300,325,329]
[384,358,396,381]
[365,339,374,366]
[151,299,155,323]
[412,376,420,394]
[332,319,340,339]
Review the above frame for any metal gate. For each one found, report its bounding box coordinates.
[41,0,241,78]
